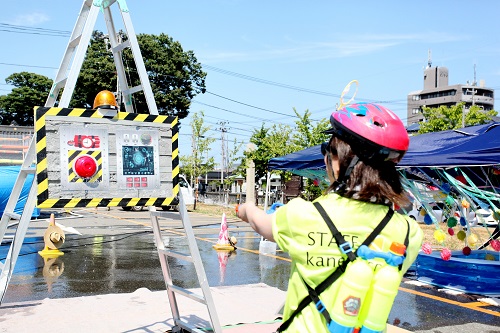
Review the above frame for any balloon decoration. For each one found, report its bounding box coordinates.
[441,248,452,261]
[447,217,457,228]
[421,243,433,254]
[423,214,433,225]
[401,167,500,262]
[434,229,446,243]
[467,233,478,247]
[490,240,500,251]
[459,217,467,226]
[457,230,466,241]
[485,253,496,261]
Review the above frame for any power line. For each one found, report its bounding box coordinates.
[0,62,58,69]
[0,23,71,37]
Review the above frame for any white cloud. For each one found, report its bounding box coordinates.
[199,31,468,64]
[8,12,49,26]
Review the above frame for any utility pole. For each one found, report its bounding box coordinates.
[217,121,228,192]
[191,132,196,209]
[463,64,477,128]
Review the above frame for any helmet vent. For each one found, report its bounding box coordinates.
[372,115,386,128]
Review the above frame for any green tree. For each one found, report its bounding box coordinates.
[419,103,497,134]
[292,108,330,148]
[72,31,206,119]
[243,123,295,183]
[179,111,216,184]
[0,72,52,125]
[223,137,244,189]
[71,30,116,108]
[240,109,329,198]
[291,108,329,200]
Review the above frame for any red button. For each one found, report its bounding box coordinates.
[73,155,97,179]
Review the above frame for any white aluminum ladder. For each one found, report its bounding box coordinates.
[1,0,167,302]
[149,194,222,333]
[46,0,158,113]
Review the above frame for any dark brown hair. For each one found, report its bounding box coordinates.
[326,137,410,207]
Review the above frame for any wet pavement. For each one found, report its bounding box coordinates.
[1,207,499,332]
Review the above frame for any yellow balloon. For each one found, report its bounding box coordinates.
[467,233,478,247]
[485,254,495,261]
[461,199,470,209]
[434,229,446,243]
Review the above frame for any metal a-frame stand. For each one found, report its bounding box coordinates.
[0,3,221,332]
[150,202,222,333]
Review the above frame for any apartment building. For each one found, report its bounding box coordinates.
[407,61,494,126]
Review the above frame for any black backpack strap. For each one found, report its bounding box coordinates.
[277,204,394,332]
[398,219,410,271]
[277,260,349,332]
[313,202,357,262]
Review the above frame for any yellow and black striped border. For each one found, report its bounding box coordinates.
[35,106,179,209]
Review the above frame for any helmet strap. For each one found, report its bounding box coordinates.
[333,155,359,195]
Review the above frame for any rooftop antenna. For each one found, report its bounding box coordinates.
[473,63,477,86]
[427,49,432,68]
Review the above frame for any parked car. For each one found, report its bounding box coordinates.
[407,202,476,224]
[121,175,195,211]
[471,208,498,227]
[408,203,447,223]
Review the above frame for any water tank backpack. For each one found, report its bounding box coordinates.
[276,202,410,333]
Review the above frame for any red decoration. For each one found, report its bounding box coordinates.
[490,240,500,251]
[462,246,471,256]
[447,227,454,236]
[441,248,452,261]
[421,243,433,254]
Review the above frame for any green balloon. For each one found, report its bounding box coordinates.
[447,217,458,228]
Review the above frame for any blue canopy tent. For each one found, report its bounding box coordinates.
[268,122,500,174]
[399,122,500,168]
[267,144,324,179]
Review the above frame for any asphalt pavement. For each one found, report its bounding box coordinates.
[0,206,498,332]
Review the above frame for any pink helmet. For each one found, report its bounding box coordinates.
[325,103,409,162]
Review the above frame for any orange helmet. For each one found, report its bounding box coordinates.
[93,90,118,110]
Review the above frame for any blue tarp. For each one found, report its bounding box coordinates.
[268,122,500,173]
[399,123,500,167]
[0,165,40,218]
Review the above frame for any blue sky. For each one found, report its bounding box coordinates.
[1,1,500,164]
